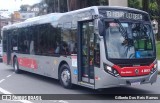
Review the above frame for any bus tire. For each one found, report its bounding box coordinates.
[13,57,21,73]
[59,64,72,89]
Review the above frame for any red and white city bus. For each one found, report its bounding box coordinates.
[2,6,158,89]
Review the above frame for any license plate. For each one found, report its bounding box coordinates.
[131,82,141,86]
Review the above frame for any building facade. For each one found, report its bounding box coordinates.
[109,0,128,7]
[20,12,35,20]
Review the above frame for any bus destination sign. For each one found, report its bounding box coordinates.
[106,11,143,20]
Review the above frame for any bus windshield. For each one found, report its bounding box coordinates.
[105,21,155,59]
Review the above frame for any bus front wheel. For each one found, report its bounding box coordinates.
[59,64,72,89]
[13,57,21,73]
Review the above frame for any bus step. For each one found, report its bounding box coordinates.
[78,81,94,89]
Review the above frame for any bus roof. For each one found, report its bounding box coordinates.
[2,13,64,30]
[60,6,148,17]
[97,6,147,14]
[2,6,148,30]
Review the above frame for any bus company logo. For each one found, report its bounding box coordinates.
[2,95,11,100]
[135,69,139,75]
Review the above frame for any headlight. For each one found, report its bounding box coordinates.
[106,66,112,71]
[104,63,120,77]
[154,64,157,69]
[150,63,157,74]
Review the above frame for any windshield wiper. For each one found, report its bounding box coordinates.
[114,19,128,39]
[114,19,133,47]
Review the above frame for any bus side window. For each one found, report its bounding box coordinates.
[53,26,61,55]
[18,28,29,54]
[30,40,34,54]
[27,26,34,55]
[54,41,60,54]
[11,29,18,52]
[61,41,69,55]
[61,22,77,55]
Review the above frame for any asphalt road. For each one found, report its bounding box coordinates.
[0,62,160,103]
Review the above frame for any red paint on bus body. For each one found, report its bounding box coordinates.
[18,57,38,69]
[113,63,154,77]
[2,55,7,63]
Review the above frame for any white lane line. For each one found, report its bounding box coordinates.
[0,87,11,94]
[0,79,5,83]
[0,87,33,103]
[6,75,12,78]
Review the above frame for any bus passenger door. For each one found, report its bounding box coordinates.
[78,20,95,84]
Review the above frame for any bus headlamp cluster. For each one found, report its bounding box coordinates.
[150,64,157,74]
[104,64,120,77]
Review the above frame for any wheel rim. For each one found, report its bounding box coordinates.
[61,69,70,86]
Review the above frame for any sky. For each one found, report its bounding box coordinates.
[0,0,42,17]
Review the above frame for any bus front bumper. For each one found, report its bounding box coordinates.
[94,69,158,89]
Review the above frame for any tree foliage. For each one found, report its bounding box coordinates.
[43,0,108,13]
[128,0,160,39]
[20,5,30,12]
[149,0,158,19]
[142,0,149,12]
[155,0,160,39]
[128,0,141,9]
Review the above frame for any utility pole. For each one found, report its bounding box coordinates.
[58,0,60,12]
[67,0,70,11]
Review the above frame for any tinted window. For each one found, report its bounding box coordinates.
[61,22,77,55]
[11,29,18,52]
[18,28,29,54]
[35,24,61,56]
[2,31,7,52]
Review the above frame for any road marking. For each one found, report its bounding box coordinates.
[0,79,5,83]
[54,100,69,103]
[6,75,12,78]
[0,87,11,94]
[0,87,33,103]
[0,73,14,84]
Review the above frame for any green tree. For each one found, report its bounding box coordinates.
[20,5,30,12]
[77,0,108,9]
[44,0,68,12]
[44,0,55,13]
[142,0,149,12]
[128,0,160,39]
[128,0,141,9]
[149,0,158,19]
[145,0,160,40]
[156,0,160,40]
[128,0,150,12]
[44,0,108,12]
